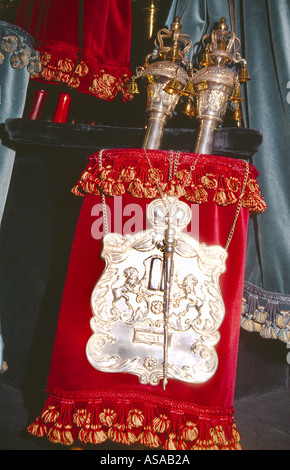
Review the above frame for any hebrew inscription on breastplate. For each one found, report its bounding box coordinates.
[86,196,227,386]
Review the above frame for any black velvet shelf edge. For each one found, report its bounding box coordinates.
[4,118,262,158]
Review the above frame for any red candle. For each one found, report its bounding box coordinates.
[52,92,72,123]
[27,89,48,120]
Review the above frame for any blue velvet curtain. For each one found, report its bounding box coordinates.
[0,21,34,373]
[166,0,290,343]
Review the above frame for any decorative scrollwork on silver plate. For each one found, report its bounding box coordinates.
[86,198,227,386]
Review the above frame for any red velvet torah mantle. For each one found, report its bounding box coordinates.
[27,149,266,450]
[15,0,132,101]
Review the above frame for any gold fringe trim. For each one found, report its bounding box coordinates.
[27,399,242,450]
[71,157,267,214]
[32,45,132,101]
[241,297,290,343]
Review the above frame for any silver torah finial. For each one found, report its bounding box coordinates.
[188,17,251,154]
[126,16,192,150]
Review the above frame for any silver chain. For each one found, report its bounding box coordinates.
[98,149,109,236]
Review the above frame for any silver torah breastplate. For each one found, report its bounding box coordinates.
[86,197,227,386]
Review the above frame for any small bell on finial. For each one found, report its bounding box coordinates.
[230,84,243,102]
[182,97,196,117]
[163,76,180,94]
[127,78,140,94]
[239,64,251,82]
[180,80,195,97]
[200,48,214,67]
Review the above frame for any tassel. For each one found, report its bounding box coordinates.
[40,52,51,66]
[67,76,81,89]
[99,408,117,427]
[252,321,262,333]
[253,306,268,324]
[241,180,267,213]
[99,165,115,180]
[175,169,192,186]
[142,183,158,199]
[229,440,242,450]
[200,173,217,190]
[106,401,138,446]
[138,425,161,448]
[45,399,75,445]
[27,417,47,437]
[219,420,242,450]
[228,432,242,450]
[163,411,189,450]
[78,424,91,444]
[74,61,89,77]
[225,176,241,193]
[260,324,277,340]
[111,180,126,196]
[78,423,91,443]
[209,424,228,447]
[138,404,162,448]
[152,413,170,434]
[276,313,290,329]
[181,421,199,442]
[148,168,165,186]
[1,35,18,53]
[57,58,74,73]
[41,66,55,81]
[163,432,188,450]
[241,297,247,314]
[259,301,279,339]
[127,409,145,428]
[120,166,137,182]
[77,402,107,444]
[107,423,125,443]
[41,405,59,424]
[164,179,186,198]
[71,184,84,197]
[191,439,204,450]
[176,438,188,450]
[47,422,74,446]
[128,179,145,198]
[191,438,218,450]
[277,328,290,343]
[164,433,178,450]
[213,189,228,206]
[240,315,255,332]
[231,423,242,443]
[73,409,90,428]
[224,191,237,204]
[86,424,107,445]
[120,425,138,446]
[185,184,208,204]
